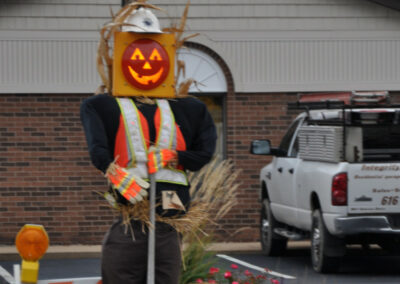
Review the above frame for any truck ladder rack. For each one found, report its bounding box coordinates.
[288,91,399,110]
[288,101,400,110]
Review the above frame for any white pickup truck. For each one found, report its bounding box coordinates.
[251,93,400,273]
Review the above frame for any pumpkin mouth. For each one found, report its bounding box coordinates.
[128,66,164,85]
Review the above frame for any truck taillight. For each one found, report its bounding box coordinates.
[332,172,347,206]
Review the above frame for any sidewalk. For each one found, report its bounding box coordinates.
[0,241,310,261]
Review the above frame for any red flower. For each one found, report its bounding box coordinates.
[195,279,203,283]
[209,267,220,275]
[244,270,252,276]
[230,264,239,269]
[224,271,232,279]
[208,280,217,284]
[270,279,280,284]
[232,282,239,284]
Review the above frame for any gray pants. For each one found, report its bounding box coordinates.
[101,219,181,284]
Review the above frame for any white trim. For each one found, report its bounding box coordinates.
[0,84,101,94]
[239,82,400,93]
[176,47,227,93]
[205,30,400,41]
[0,31,99,41]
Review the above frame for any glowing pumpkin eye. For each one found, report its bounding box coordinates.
[149,48,162,61]
[131,48,145,60]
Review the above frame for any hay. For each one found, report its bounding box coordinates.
[104,158,240,237]
[96,0,162,93]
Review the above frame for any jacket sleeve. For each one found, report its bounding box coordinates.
[177,100,217,171]
[80,95,116,173]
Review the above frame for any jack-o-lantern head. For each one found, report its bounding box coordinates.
[121,38,170,90]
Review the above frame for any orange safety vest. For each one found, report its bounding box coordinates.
[114,98,188,185]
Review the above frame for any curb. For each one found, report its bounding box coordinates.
[0,241,311,261]
[0,245,102,261]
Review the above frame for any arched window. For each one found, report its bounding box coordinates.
[176,43,231,159]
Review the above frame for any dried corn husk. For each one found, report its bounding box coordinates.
[95,0,198,98]
[96,1,161,94]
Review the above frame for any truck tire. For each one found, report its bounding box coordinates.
[260,199,287,256]
[311,209,342,273]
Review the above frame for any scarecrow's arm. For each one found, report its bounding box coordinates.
[177,101,217,171]
[80,95,117,173]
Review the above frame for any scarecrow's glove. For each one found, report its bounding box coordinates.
[105,163,149,204]
[147,147,178,174]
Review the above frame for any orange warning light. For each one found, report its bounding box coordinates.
[121,38,170,91]
[15,224,49,261]
[113,32,176,98]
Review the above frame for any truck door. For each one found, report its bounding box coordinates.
[269,117,303,224]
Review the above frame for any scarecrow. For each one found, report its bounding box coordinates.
[80,1,217,283]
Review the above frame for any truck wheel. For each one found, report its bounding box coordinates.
[311,209,342,273]
[260,199,287,256]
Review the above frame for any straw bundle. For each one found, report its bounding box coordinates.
[96,1,161,93]
[112,158,239,237]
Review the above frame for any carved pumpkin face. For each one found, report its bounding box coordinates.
[121,38,170,90]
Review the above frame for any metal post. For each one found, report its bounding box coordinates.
[146,174,156,284]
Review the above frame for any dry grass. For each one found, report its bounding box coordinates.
[113,158,240,237]
[97,1,161,92]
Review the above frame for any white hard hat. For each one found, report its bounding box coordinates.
[122,7,162,33]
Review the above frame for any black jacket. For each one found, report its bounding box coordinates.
[80,94,217,216]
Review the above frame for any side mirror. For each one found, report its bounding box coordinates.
[250,140,272,155]
[250,140,287,156]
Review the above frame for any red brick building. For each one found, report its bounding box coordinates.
[1,0,400,245]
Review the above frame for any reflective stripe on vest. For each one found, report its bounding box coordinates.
[154,99,187,185]
[116,98,148,178]
[156,99,176,149]
[116,98,188,186]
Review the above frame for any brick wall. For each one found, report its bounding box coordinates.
[0,94,114,245]
[0,92,297,245]
[214,92,301,242]
[1,92,398,245]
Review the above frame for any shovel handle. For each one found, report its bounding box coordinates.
[147,174,156,284]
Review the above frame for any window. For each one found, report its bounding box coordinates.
[363,125,400,161]
[176,44,229,159]
[279,118,302,157]
[196,94,225,159]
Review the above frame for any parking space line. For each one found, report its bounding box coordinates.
[216,254,296,280]
[0,265,14,284]
[37,276,101,284]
